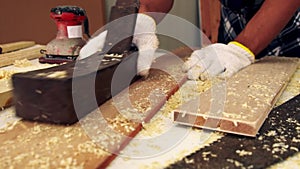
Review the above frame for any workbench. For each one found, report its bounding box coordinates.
[107,66,300,169]
[0,42,299,168]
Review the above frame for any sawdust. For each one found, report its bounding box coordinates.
[135,132,224,169]
[77,141,110,158]
[106,114,137,135]
[0,116,110,169]
[0,70,15,80]
[111,79,225,169]
[0,59,32,79]
[0,108,20,133]
[236,149,253,157]
[0,117,19,133]
[0,57,298,168]
[226,158,247,168]
[13,59,33,67]
[0,58,55,80]
[134,58,300,169]
[138,79,212,137]
[267,152,300,169]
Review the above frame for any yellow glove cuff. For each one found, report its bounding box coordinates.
[229,41,255,59]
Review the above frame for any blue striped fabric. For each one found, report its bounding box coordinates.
[218,0,300,58]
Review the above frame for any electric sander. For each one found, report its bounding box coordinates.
[12,0,140,124]
[39,6,91,64]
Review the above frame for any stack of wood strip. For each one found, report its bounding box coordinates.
[0,41,47,108]
[0,41,45,68]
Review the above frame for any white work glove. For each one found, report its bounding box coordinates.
[78,13,159,78]
[133,14,159,77]
[183,41,255,80]
[78,30,108,58]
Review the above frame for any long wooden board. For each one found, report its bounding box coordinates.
[0,48,192,168]
[0,52,298,168]
[169,94,300,169]
[173,57,299,136]
[0,44,45,68]
[0,41,35,54]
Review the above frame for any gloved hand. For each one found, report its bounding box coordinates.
[133,13,159,77]
[78,13,159,78]
[183,41,255,80]
[78,30,108,58]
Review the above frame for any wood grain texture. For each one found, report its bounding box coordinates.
[0,41,36,54]
[168,94,300,169]
[0,90,13,109]
[0,45,45,68]
[0,48,192,168]
[174,57,299,136]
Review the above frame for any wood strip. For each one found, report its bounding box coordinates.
[0,90,13,109]
[0,45,45,68]
[0,48,192,168]
[0,78,13,109]
[173,57,299,137]
[169,94,300,169]
[0,41,36,54]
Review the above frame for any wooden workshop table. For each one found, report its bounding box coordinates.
[0,42,299,168]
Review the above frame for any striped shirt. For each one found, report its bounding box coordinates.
[218,0,300,58]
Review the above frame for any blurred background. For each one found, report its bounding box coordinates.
[0,0,219,50]
[0,0,106,44]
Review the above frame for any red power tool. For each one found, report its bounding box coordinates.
[39,6,91,64]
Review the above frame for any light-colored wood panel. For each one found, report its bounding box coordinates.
[0,45,45,68]
[0,48,192,168]
[0,41,35,54]
[174,57,299,136]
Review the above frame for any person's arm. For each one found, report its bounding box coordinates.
[235,0,300,56]
[139,0,174,23]
[184,0,300,80]
[79,1,174,78]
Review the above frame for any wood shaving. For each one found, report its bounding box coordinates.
[109,78,224,169]
[106,114,137,134]
[0,70,15,80]
[13,59,33,67]
[0,120,19,133]
[268,152,300,169]
[226,158,246,168]
[0,108,21,133]
[77,141,110,158]
[236,149,253,156]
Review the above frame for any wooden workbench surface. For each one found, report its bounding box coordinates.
[0,45,191,168]
[0,43,299,168]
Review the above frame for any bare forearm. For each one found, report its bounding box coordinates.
[139,0,174,23]
[235,0,300,56]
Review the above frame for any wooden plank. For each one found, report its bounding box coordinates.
[0,48,192,168]
[0,88,13,109]
[0,45,45,68]
[169,94,300,169]
[173,57,299,136]
[0,41,36,54]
